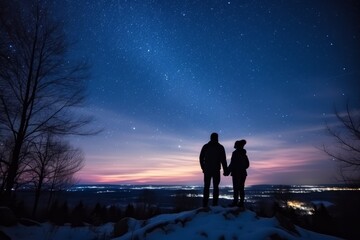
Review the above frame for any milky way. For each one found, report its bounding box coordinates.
[50,0,360,185]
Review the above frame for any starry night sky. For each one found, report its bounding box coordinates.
[51,0,359,185]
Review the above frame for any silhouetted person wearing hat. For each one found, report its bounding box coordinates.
[199,132,227,207]
[226,139,249,208]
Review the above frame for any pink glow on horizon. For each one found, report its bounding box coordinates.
[76,133,337,185]
[73,109,337,185]
[77,152,202,185]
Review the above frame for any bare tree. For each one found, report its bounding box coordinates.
[25,134,55,216]
[24,134,84,216]
[0,1,94,198]
[45,140,84,209]
[0,135,32,192]
[323,103,360,185]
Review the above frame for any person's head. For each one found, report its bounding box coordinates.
[234,139,246,149]
[210,132,218,142]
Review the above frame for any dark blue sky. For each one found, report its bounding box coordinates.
[52,0,360,185]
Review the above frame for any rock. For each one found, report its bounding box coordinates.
[113,217,140,238]
[0,207,17,226]
[113,217,130,237]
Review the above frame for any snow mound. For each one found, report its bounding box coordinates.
[115,206,340,240]
[0,206,341,240]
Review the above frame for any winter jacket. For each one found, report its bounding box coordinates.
[199,140,227,173]
[228,149,249,176]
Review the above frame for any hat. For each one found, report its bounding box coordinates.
[234,139,246,149]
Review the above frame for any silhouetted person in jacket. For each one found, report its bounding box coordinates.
[199,132,227,207]
[226,139,249,208]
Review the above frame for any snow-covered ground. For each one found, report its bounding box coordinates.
[0,221,114,240]
[1,206,341,240]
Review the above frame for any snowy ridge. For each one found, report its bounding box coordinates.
[115,206,340,240]
[0,206,342,240]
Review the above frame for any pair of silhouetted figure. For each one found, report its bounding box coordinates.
[199,133,249,208]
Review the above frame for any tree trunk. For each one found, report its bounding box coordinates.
[32,177,44,217]
[4,137,24,198]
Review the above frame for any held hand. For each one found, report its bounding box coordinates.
[223,170,230,176]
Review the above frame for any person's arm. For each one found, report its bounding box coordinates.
[227,151,235,175]
[244,154,250,169]
[221,146,228,174]
[199,145,206,172]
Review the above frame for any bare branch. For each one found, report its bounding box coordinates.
[0,1,98,197]
[323,103,360,185]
